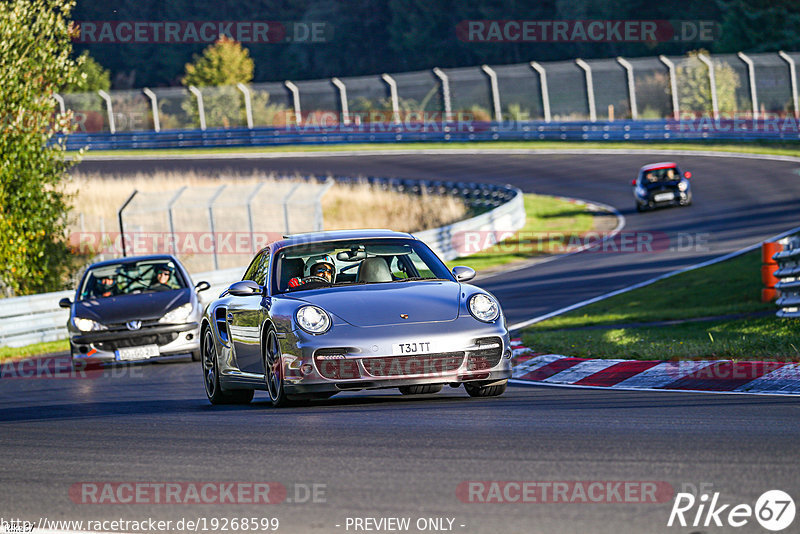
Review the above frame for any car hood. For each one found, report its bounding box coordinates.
[295,281,460,327]
[74,289,191,324]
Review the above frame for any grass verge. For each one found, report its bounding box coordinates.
[446,194,599,273]
[521,250,799,361]
[0,339,69,363]
[72,140,800,159]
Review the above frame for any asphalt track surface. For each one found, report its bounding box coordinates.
[2,151,800,533]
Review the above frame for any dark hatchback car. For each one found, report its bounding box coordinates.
[632,162,692,212]
[59,255,210,367]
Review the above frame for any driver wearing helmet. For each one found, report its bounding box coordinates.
[288,255,335,288]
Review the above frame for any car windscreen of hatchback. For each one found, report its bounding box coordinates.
[79,260,187,300]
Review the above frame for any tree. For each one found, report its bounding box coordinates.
[676,50,741,115]
[183,35,254,87]
[0,0,82,296]
[61,51,111,93]
[182,36,254,128]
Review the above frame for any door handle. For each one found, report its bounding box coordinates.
[226,313,234,323]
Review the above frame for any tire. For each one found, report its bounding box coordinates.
[263,326,290,407]
[399,384,443,395]
[202,328,253,405]
[464,380,507,398]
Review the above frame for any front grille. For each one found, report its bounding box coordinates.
[96,332,179,352]
[314,357,361,380]
[466,337,504,371]
[362,352,465,377]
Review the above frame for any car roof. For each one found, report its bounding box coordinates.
[85,254,182,270]
[272,229,415,250]
[639,162,678,172]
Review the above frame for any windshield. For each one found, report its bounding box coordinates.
[272,238,453,294]
[641,167,680,183]
[78,259,187,300]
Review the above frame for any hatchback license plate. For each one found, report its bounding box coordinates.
[116,344,160,361]
[654,192,674,202]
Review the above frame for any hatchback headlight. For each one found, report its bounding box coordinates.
[296,305,331,334]
[72,317,107,332]
[159,303,193,324]
[468,293,500,323]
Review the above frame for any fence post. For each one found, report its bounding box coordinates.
[616,57,638,120]
[188,86,207,130]
[312,179,334,231]
[481,65,502,123]
[575,59,596,122]
[530,61,551,122]
[246,182,266,254]
[282,183,301,235]
[52,92,66,115]
[381,73,401,124]
[207,185,227,270]
[697,53,719,119]
[237,83,254,129]
[285,81,302,126]
[142,88,160,132]
[432,67,452,122]
[658,55,680,119]
[166,186,186,256]
[117,190,138,257]
[778,51,799,119]
[737,52,759,119]
[98,89,116,133]
[331,77,350,125]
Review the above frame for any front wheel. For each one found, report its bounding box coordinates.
[464,380,507,398]
[203,328,253,405]
[264,326,290,407]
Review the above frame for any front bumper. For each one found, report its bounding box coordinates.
[70,322,200,363]
[272,318,512,394]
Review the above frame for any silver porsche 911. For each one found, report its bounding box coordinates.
[201,229,511,406]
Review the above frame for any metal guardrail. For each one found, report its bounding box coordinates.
[59,119,800,151]
[774,235,800,318]
[0,179,524,348]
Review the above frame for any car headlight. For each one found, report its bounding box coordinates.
[295,305,331,334]
[468,293,500,323]
[159,303,193,324]
[72,317,107,332]
[678,180,688,191]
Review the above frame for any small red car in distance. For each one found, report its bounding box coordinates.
[632,162,692,212]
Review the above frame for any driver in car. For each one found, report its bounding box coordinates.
[288,256,335,288]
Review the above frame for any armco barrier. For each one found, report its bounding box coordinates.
[59,119,800,151]
[774,234,800,318]
[0,180,524,348]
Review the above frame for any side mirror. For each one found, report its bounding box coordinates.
[195,280,211,292]
[684,171,692,179]
[452,266,476,282]
[227,280,262,297]
[58,297,72,309]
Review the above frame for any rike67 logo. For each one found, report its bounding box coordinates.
[668,489,795,531]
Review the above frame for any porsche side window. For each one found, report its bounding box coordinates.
[254,252,270,287]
